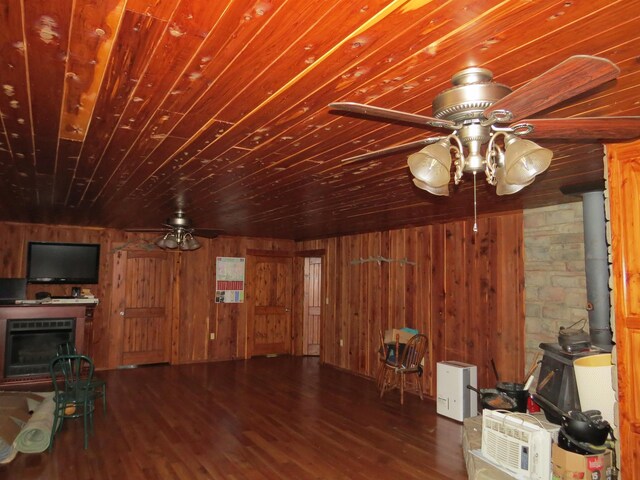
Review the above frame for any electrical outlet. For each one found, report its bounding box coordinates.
[209,332,215,340]
[325,297,329,305]
[339,339,344,347]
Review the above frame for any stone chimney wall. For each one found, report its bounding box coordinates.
[524,202,589,370]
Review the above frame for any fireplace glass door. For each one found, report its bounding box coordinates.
[4,318,75,377]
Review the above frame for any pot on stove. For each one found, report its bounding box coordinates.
[558,319,590,353]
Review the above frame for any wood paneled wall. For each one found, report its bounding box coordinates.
[607,140,640,477]
[178,237,294,364]
[0,222,293,369]
[0,214,524,395]
[0,222,122,369]
[296,214,525,396]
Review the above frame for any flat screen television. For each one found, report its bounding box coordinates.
[27,242,101,284]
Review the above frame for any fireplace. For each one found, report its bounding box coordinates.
[0,305,86,386]
[4,318,75,377]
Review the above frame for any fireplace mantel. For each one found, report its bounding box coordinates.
[0,304,87,387]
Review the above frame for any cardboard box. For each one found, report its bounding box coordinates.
[552,443,615,480]
[383,328,416,344]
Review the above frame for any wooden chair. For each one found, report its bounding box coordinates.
[376,330,390,392]
[379,333,429,405]
[49,354,96,450]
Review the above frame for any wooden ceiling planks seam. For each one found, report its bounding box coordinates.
[230,4,624,232]
[59,0,127,143]
[331,0,620,121]
[94,0,401,211]
[23,0,70,180]
[79,0,259,204]
[0,0,637,238]
[475,0,631,85]
[102,0,576,217]
[69,1,231,206]
[0,1,36,210]
[142,141,604,238]
[85,0,297,205]
[126,0,616,216]
[105,0,514,213]
[185,139,598,230]
[61,9,169,204]
[215,147,604,238]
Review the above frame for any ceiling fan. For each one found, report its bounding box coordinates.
[126,211,223,251]
[329,55,640,197]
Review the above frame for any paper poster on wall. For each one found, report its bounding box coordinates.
[215,257,245,303]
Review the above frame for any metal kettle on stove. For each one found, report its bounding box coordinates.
[558,319,591,353]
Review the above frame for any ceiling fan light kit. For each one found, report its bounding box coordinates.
[406,129,552,197]
[156,229,201,251]
[152,211,202,251]
[126,210,221,251]
[330,55,640,201]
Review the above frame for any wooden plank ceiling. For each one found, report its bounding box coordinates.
[0,0,638,240]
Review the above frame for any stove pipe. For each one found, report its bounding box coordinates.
[581,190,613,351]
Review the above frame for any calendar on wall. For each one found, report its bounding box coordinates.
[215,257,245,303]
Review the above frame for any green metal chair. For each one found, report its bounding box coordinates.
[49,354,96,450]
[56,343,107,414]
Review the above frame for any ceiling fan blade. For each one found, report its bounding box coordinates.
[329,102,456,129]
[512,117,640,139]
[195,229,224,238]
[340,137,445,164]
[125,228,168,233]
[484,56,620,123]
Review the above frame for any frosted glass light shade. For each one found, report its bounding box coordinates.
[412,178,449,196]
[407,141,452,192]
[162,234,178,249]
[182,235,201,251]
[504,138,553,185]
[495,168,534,196]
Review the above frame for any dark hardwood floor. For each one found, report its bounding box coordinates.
[2,357,468,480]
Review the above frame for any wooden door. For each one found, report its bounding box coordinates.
[303,257,321,356]
[110,248,174,367]
[607,141,640,478]
[248,253,293,357]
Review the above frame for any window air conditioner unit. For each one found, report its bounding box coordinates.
[481,409,559,479]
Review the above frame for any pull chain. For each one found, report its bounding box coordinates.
[473,172,478,233]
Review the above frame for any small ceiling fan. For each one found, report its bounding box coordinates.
[126,211,223,251]
[329,55,640,196]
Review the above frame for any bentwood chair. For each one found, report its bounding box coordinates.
[57,342,107,414]
[49,354,96,450]
[376,330,390,392]
[379,333,429,405]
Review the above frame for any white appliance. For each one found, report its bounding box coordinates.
[436,361,477,421]
[481,409,559,479]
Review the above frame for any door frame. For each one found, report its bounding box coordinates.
[302,256,322,356]
[108,243,179,369]
[295,249,325,357]
[246,249,294,358]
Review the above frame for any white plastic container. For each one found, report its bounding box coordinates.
[573,353,616,425]
[436,361,477,421]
